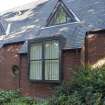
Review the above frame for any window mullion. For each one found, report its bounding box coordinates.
[42,41,45,80]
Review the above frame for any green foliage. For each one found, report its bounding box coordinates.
[0,89,49,105]
[0,90,37,105]
[0,90,20,104]
[49,65,105,105]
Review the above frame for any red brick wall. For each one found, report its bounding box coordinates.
[0,43,22,89]
[19,55,54,97]
[63,49,81,81]
[19,49,81,97]
[0,43,81,97]
[85,31,105,67]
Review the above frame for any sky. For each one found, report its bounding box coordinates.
[0,0,35,13]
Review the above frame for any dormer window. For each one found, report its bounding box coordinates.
[47,0,78,26]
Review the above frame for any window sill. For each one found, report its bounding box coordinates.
[29,79,62,84]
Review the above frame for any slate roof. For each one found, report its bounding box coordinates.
[0,17,7,35]
[0,0,105,53]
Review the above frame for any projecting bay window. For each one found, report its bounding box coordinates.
[29,39,61,82]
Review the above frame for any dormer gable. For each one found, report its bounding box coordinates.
[46,0,79,26]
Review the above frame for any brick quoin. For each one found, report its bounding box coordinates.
[85,30,105,67]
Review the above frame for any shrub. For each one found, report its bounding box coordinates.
[0,89,21,104]
[49,65,105,105]
[4,97,37,105]
[0,90,38,105]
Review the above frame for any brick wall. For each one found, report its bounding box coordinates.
[19,49,81,97]
[85,30,105,68]
[63,49,81,81]
[0,43,22,89]
[0,43,81,97]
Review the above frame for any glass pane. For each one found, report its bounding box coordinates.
[45,41,59,59]
[56,6,66,24]
[30,61,42,80]
[45,60,59,80]
[30,43,42,60]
